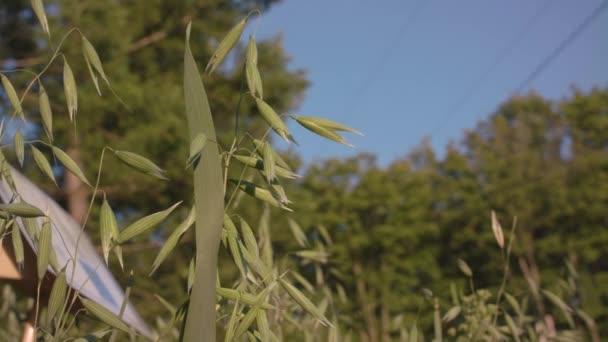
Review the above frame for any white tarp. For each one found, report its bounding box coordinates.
[0,165,152,338]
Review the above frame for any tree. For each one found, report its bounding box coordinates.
[1,0,307,325]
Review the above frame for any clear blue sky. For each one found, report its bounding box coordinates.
[253,0,608,166]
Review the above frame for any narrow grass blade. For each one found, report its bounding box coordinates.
[205,16,249,74]
[114,150,168,180]
[31,0,50,36]
[52,146,91,187]
[183,22,226,342]
[62,57,77,122]
[14,130,24,167]
[37,216,52,279]
[151,206,196,275]
[80,297,131,334]
[38,84,53,141]
[31,146,57,185]
[0,74,24,120]
[118,202,181,243]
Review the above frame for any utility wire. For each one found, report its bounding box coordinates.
[514,0,608,93]
[343,0,432,115]
[430,0,554,135]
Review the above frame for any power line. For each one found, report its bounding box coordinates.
[514,0,608,93]
[430,0,554,135]
[343,0,432,115]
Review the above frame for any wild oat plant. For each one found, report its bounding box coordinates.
[0,3,360,341]
[0,2,599,342]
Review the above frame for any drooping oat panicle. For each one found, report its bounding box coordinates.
[187,257,195,293]
[234,307,261,339]
[151,206,196,275]
[262,142,276,183]
[288,218,308,247]
[256,310,270,342]
[457,258,473,277]
[279,278,331,326]
[541,289,574,327]
[317,224,333,246]
[46,266,67,328]
[114,150,168,180]
[38,84,53,141]
[296,116,363,135]
[0,202,45,217]
[230,179,292,211]
[0,151,16,191]
[491,210,504,249]
[246,36,263,99]
[294,116,353,147]
[80,297,131,334]
[227,230,247,277]
[205,16,249,75]
[442,306,461,322]
[81,35,109,94]
[117,201,181,243]
[232,155,299,179]
[1,74,24,121]
[31,146,57,186]
[216,287,272,309]
[13,130,24,167]
[252,139,292,171]
[52,146,91,187]
[10,221,24,271]
[239,217,259,259]
[62,57,78,122]
[255,98,294,143]
[31,0,50,36]
[100,195,118,265]
[37,215,52,279]
[291,270,314,293]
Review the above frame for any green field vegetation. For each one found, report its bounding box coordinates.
[0,1,606,341]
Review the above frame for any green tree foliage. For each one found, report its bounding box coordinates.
[288,88,608,340]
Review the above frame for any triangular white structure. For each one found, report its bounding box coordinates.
[0,166,152,338]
